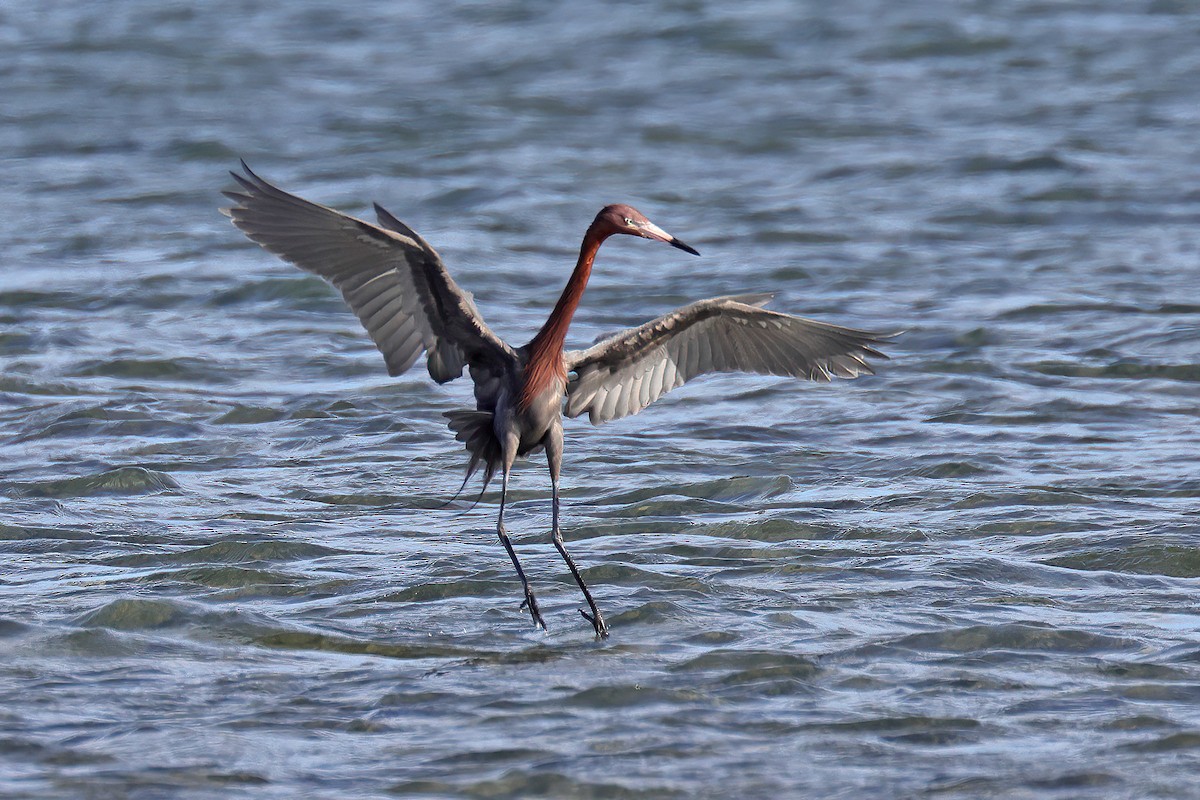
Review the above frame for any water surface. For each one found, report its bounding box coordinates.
[3,1,1200,797]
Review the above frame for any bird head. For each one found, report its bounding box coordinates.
[595,204,700,256]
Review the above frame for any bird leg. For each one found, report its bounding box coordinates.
[497,461,546,631]
[545,429,609,638]
[551,475,609,638]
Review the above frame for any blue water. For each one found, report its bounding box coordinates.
[3,1,1200,797]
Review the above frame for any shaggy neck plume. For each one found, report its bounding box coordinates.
[520,224,609,409]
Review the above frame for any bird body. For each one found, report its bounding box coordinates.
[223,163,891,638]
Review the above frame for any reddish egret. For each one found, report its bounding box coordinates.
[222,162,890,638]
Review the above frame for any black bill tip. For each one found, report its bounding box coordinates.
[670,238,700,256]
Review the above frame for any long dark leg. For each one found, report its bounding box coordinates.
[498,447,546,631]
[546,426,609,638]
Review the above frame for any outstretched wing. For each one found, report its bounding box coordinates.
[564,294,891,425]
[221,162,515,383]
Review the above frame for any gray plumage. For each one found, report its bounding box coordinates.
[566,293,887,424]
[221,162,514,395]
[222,162,894,638]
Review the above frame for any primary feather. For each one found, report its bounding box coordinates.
[221,161,515,393]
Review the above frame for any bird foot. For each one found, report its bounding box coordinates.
[580,608,610,639]
[520,594,548,631]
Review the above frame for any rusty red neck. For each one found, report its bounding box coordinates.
[531,227,606,351]
[520,220,611,408]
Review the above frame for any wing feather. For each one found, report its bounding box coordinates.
[662,357,680,392]
[222,162,515,385]
[565,295,893,425]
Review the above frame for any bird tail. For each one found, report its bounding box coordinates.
[441,410,502,509]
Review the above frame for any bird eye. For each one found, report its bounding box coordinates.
[623,217,635,226]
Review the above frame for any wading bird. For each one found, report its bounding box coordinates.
[222,162,890,638]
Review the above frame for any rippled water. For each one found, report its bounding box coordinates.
[4,1,1200,797]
